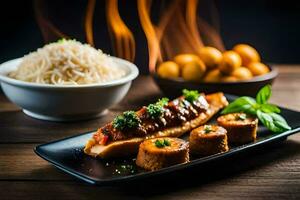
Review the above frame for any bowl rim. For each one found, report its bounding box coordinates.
[151,65,278,85]
[0,57,139,89]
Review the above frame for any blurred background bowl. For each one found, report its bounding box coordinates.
[152,66,277,98]
[0,57,139,121]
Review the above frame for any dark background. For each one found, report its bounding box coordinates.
[1,0,300,74]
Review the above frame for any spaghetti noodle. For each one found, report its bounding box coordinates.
[8,39,126,85]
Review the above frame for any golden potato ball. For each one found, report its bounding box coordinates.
[182,60,206,82]
[203,69,222,82]
[247,62,270,76]
[233,44,261,66]
[219,51,242,75]
[222,76,239,82]
[199,47,222,69]
[232,67,253,80]
[174,54,201,68]
[157,61,180,79]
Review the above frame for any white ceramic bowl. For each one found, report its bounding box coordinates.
[0,57,139,121]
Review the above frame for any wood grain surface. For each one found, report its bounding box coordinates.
[0,66,299,200]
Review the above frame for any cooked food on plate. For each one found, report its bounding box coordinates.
[156,43,270,82]
[189,125,229,156]
[8,39,126,85]
[82,85,291,172]
[217,113,258,144]
[136,137,189,171]
[84,90,228,158]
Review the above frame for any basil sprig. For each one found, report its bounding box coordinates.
[221,85,291,133]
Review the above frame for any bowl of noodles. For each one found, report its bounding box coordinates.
[0,39,139,121]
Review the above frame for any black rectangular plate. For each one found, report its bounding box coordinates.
[34,95,300,185]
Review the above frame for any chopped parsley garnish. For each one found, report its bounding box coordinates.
[204,125,212,133]
[182,89,199,103]
[147,97,169,119]
[147,104,162,118]
[157,97,169,107]
[154,139,171,148]
[112,111,141,130]
[163,139,171,146]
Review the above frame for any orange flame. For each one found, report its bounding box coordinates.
[34,0,136,62]
[138,0,225,73]
[85,0,96,46]
[106,0,136,62]
[34,0,224,72]
[137,0,162,73]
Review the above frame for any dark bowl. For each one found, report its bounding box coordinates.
[152,66,278,98]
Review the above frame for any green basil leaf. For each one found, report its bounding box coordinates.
[243,105,257,115]
[268,112,285,122]
[274,121,291,132]
[257,110,291,133]
[256,85,272,104]
[221,96,256,114]
[269,113,291,131]
[256,110,281,132]
[260,104,281,113]
[257,110,273,128]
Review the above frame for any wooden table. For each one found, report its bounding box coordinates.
[1,66,300,200]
